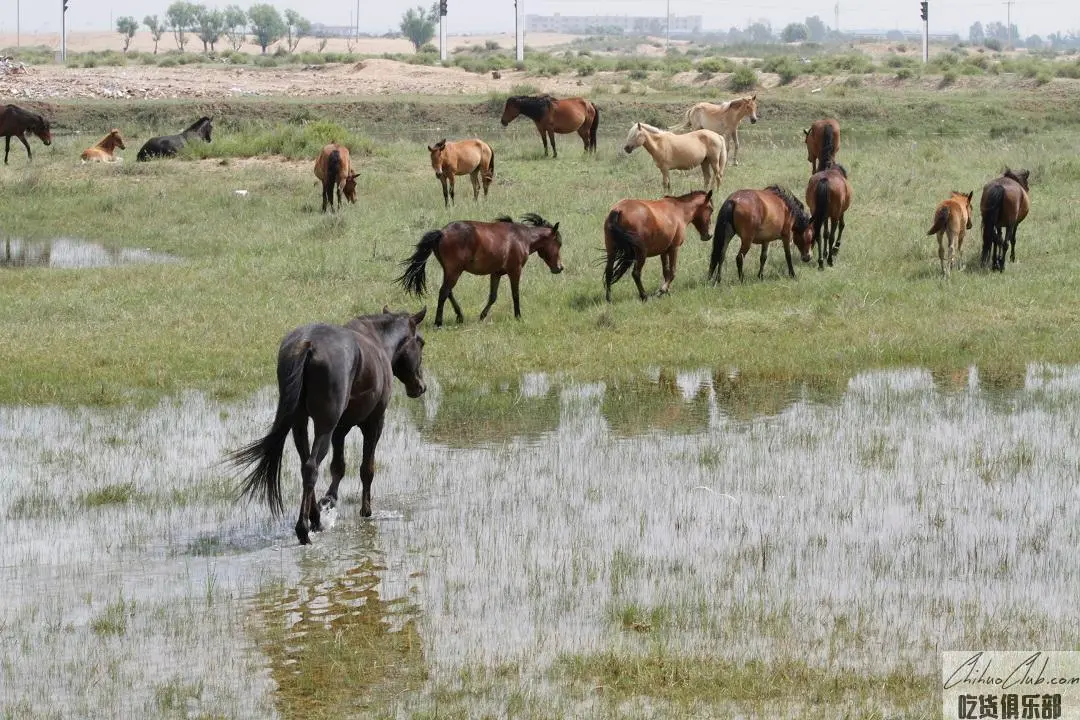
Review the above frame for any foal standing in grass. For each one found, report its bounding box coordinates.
[927,191,973,278]
[313,143,358,213]
[669,95,759,166]
[427,138,495,207]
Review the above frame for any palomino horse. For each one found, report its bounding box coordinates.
[136,116,213,161]
[709,186,814,283]
[927,191,973,278]
[623,123,726,193]
[500,95,599,157]
[669,95,759,166]
[603,190,714,302]
[81,129,126,163]
[313,143,358,213]
[1,104,52,164]
[980,168,1030,272]
[806,163,853,269]
[803,118,841,174]
[427,138,495,207]
[398,214,564,326]
[228,308,428,545]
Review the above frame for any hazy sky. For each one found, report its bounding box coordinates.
[3,0,1075,40]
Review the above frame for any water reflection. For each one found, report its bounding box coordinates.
[602,369,712,436]
[1,238,178,269]
[410,379,561,448]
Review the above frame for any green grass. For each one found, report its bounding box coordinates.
[2,87,1080,407]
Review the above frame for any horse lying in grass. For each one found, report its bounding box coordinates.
[313,143,358,213]
[980,168,1030,273]
[136,116,213,161]
[806,163,853,269]
[427,138,495,207]
[927,191,973,278]
[500,94,599,157]
[803,118,841,174]
[623,122,726,193]
[669,95,759,166]
[709,186,813,283]
[81,129,126,163]
[0,104,52,164]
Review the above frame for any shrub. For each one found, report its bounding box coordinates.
[896,67,915,80]
[940,69,958,86]
[1035,70,1053,85]
[697,57,734,74]
[729,66,757,91]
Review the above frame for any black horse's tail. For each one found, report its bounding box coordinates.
[323,149,342,209]
[710,198,737,281]
[927,205,949,236]
[589,103,600,152]
[227,341,312,517]
[821,124,835,169]
[397,230,442,296]
[488,148,496,177]
[982,184,1005,266]
[605,210,639,282]
[812,176,830,239]
[136,143,151,162]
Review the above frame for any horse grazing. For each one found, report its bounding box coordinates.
[669,95,758,166]
[427,138,495,207]
[803,118,841,174]
[80,129,126,163]
[927,191,974,278]
[1,104,52,164]
[623,122,726,193]
[980,168,1030,272]
[313,143,358,213]
[709,186,814,283]
[806,163,853,269]
[397,214,563,327]
[227,307,428,545]
[136,116,213,161]
[500,94,599,157]
[603,190,714,302]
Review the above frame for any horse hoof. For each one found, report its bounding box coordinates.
[318,496,336,511]
[296,530,312,545]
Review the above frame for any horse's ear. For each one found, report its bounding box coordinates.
[411,307,427,326]
[427,145,435,152]
[383,305,391,314]
[705,190,713,201]
[552,222,560,233]
[751,94,757,100]
[636,122,642,129]
[966,191,973,202]
[803,128,810,137]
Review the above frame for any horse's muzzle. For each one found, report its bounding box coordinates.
[801,253,812,263]
[406,380,426,398]
[750,118,758,124]
[623,146,633,154]
[500,120,509,127]
[551,265,564,274]
[699,233,712,242]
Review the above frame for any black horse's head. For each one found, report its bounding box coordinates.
[387,307,428,398]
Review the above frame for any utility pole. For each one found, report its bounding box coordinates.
[920,0,928,63]
[834,2,839,34]
[1004,0,1014,48]
[355,0,359,44]
[515,0,524,62]
[17,0,20,47]
[438,0,447,62]
[665,0,670,50]
[61,0,70,62]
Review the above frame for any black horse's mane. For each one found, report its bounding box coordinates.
[494,215,515,223]
[1003,167,1030,190]
[507,95,555,121]
[765,185,812,231]
[830,163,848,178]
[184,116,212,133]
[519,212,556,230]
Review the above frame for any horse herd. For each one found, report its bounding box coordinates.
[0,95,1034,544]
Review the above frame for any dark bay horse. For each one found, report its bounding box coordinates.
[709,186,814,283]
[806,163,853,269]
[136,116,213,161]
[500,95,599,157]
[980,168,1030,272]
[397,214,564,327]
[1,104,52,164]
[227,308,428,545]
[603,190,714,302]
[803,118,841,174]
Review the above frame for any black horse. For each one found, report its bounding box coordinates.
[136,116,213,161]
[227,307,428,545]
[1,104,52,164]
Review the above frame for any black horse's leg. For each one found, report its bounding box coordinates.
[657,253,671,296]
[630,254,648,302]
[435,270,459,327]
[538,125,549,156]
[782,237,797,278]
[508,268,523,318]
[735,246,747,282]
[440,176,450,208]
[358,414,385,518]
[1008,224,1017,264]
[319,424,351,512]
[17,134,31,162]
[3,135,9,164]
[549,131,558,159]
[757,243,769,279]
[295,423,331,545]
[831,214,846,264]
[479,273,501,320]
[446,291,465,324]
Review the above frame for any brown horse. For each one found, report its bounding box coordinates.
[709,186,814,283]
[500,95,599,157]
[427,138,495,207]
[80,129,126,163]
[980,168,1030,272]
[398,214,564,326]
[669,95,759,166]
[603,190,714,302]
[313,143,358,213]
[806,163,853,269]
[1,104,52,164]
[803,118,841,174]
[927,191,974,278]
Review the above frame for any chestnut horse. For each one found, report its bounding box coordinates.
[806,163,853,269]
[603,190,714,302]
[980,168,1030,272]
[623,122,726,192]
[313,143,358,213]
[927,191,974,278]
[669,95,759,166]
[427,138,495,207]
[398,214,564,326]
[81,129,126,163]
[1,104,52,164]
[709,186,814,283]
[803,118,841,174]
[227,307,428,545]
[500,95,599,157]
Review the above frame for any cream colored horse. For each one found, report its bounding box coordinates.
[670,95,758,166]
[623,122,726,192]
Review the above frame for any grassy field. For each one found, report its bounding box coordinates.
[2,85,1080,407]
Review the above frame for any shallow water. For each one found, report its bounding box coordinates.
[1,237,178,268]
[1,364,1078,717]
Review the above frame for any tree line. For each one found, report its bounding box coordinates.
[115,3,311,55]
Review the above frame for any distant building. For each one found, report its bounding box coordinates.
[525,13,703,35]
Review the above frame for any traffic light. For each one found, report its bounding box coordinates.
[439,0,447,16]
[63,0,69,12]
[920,1,928,21]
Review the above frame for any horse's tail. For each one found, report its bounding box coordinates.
[324,149,342,205]
[227,340,312,517]
[588,103,600,151]
[397,229,442,297]
[821,124,835,168]
[669,105,694,132]
[927,205,949,236]
[982,184,1005,263]
[812,177,830,236]
[605,210,640,283]
[488,147,495,177]
[136,143,151,162]
[710,198,737,280]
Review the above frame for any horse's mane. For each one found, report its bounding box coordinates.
[519,212,557,230]
[493,215,515,223]
[635,122,666,134]
[507,95,555,121]
[184,116,212,132]
[764,185,812,231]
[1003,167,1030,190]
[666,190,710,203]
[830,163,848,178]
